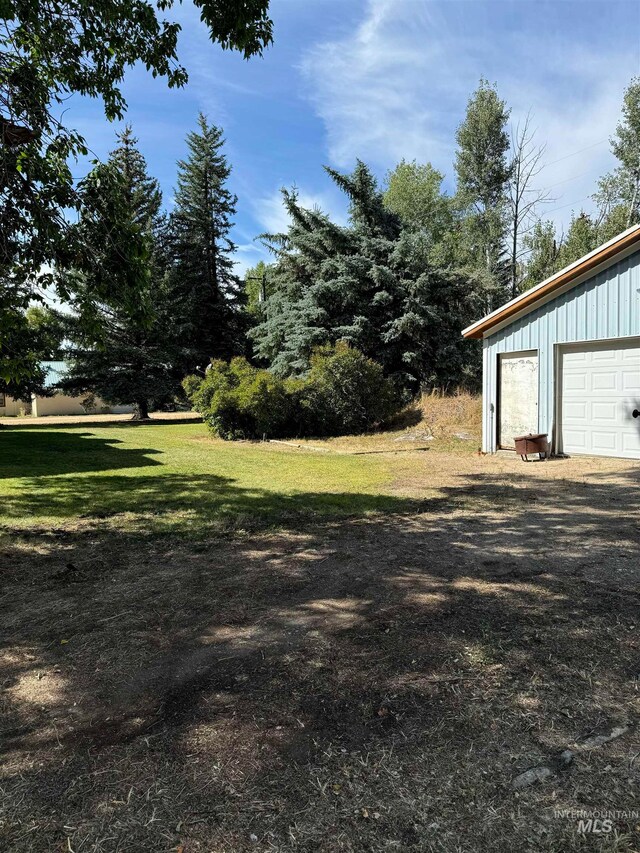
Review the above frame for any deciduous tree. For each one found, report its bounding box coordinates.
[454,79,512,309]
[507,114,550,297]
[383,159,451,244]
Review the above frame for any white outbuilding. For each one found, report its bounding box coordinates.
[0,361,134,419]
[462,225,640,460]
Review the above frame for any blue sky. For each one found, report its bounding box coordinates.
[69,0,640,277]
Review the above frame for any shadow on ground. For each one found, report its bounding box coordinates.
[1,464,640,851]
[0,429,163,479]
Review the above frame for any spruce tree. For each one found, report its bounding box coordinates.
[250,162,479,390]
[0,0,272,387]
[167,114,244,370]
[521,220,560,290]
[60,130,180,419]
[250,186,354,376]
[110,125,163,231]
[557,213,599,269]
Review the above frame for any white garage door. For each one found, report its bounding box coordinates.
[560,339,640,459]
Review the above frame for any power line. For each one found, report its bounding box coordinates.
[532,141,611,204]
[544,195,593,216]
[544,169,592,191]
[539,138,608,171]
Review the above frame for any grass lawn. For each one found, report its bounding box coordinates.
[0,421,433,536]
[2,414,640,852]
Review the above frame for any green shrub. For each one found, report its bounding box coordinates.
[183,358,300,440]
[184,345,400,440]
[302,343,400,435]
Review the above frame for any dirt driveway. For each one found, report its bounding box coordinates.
[1,452,640,852]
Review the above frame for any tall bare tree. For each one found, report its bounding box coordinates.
[507,114,551,297]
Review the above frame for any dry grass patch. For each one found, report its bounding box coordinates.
[292,392,482,455]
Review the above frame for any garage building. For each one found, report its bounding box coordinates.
[462,224,640,460]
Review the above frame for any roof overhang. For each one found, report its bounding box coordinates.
[461,223,640,340]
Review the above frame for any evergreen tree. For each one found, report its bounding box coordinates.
[60,131,180,419]
[454,79,512,309]
[250,162,480,390]
[0,0,272,384]
[250,186,355,376]
[110,125,163,231]
[521,220,560,290]
[557,212,599,269]
[167,114,244,369]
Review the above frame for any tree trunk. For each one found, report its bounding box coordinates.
[511,207,518,300]
[134,399,149,420]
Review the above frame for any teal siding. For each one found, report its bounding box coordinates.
[482,250,640,452]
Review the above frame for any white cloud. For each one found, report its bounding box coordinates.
[300,0,637,232]
[232,242,268,278]
[252,187,347,234]
[300,0,460,173]
[232,186,349,276]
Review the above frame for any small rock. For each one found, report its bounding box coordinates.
[557,749,574,769]
[513,765,555,790]
[578,725,629,750]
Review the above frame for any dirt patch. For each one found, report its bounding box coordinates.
[1,454,640,851]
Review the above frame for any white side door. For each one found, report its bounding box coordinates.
[560,339,640,459]
[499,351,539,449]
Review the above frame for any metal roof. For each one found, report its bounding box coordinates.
[462,223,640,339]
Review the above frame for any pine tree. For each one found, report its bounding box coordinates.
[60,131,180,419]
[454,79,512,310]
[167,114,244,370]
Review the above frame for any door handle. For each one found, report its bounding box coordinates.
[633,409,640,419]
